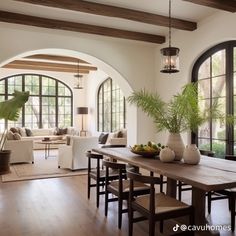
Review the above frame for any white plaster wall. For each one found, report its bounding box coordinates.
[155,11,236,145]
[0,22,156,144]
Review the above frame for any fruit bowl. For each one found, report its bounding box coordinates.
[130,149,160,158]
[130,141,164,158]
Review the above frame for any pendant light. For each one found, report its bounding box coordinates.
[160,0,180,73]
[74,59,84,89]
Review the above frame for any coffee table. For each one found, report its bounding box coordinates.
[36,140,66,159]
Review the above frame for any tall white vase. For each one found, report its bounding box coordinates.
[166,133,185,161]
[183,144,201,165]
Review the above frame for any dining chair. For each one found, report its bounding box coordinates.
[207,155,236,232]
[127,170,194,236]
[103,160,150,229]
[86,151,121,208]
[178,149,215,201]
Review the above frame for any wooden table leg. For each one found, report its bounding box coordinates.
[166,178,177,197]
[192,187,220,236]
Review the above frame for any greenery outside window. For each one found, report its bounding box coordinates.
[0,74,73,130]
[192,41,236,158]
[98,78,126,132]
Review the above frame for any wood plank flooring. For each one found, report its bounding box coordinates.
[0,175,235,236]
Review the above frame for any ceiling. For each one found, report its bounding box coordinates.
[2,54,97,74]
[0,0,229,44]
[0,0,235,73]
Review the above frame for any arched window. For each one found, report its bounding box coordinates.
[97,78,126,132]
[0,74,73,129]
[192,41,236,158]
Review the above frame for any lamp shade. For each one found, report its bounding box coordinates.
[77,107,88,115]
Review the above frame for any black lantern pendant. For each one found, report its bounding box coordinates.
[160,0,180,73]
[74,59,84,89]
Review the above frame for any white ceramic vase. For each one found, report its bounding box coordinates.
[166,133,185,161]
[183,144,201,165]
[159,147,175,162]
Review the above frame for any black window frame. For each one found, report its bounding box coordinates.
[97,78,126,132]
[0,73,73,129]
[191,40,236,156]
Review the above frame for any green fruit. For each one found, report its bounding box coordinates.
[152,144,158,150]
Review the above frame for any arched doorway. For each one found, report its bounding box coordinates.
[0,49,137,145]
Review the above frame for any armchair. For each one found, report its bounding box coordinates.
[4,139,34,164]
[58,136,98,170]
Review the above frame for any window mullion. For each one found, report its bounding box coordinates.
[226,44,234,155]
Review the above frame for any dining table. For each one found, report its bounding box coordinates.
[92,147,236,236]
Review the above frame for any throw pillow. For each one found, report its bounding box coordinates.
[13,133,21,140]
[117,130,123,138]
[100,133,109,144]
[54,127,67,135]
[6,131,14,140]
[98,133,105,144]
[25,128,33,137]
[18,127,27,137]
[105,132,115,145]
[10,127,18,133]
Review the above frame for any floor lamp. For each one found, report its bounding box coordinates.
[77,107,88,136]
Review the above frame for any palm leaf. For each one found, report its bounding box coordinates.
[0,90,30,151]
[127,83,234,134]
[0,90,29,121]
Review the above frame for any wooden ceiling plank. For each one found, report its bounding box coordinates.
[0,11,165,44]
[8,60,97,71]
[25,54,90,64]
[183,0,236,12]
[2,64,90,74]
[15,0,197,31]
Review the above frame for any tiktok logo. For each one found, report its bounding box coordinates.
[173,224,179,232]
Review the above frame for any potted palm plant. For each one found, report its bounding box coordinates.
[128,83,230,160]
[0,90,30,174]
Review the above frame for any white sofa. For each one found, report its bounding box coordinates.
[58,136,99,170]
[21,128,77,149]
[4,139,34,164]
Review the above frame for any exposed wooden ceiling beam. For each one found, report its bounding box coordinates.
[14,0,197,31]
[183,0,236,12]
[6,60,98,71]
[0,11,165,44]
[25,54,90,64]
[3,64,90,74]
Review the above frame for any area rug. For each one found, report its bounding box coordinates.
[1,150,87,182]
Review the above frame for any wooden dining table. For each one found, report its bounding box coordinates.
[92,147,236,236]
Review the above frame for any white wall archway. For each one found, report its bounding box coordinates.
[0,48,138,145]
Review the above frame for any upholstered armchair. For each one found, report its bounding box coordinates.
[58,136,98,170]
[4,139,34,164]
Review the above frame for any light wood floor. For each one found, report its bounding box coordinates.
[0,175,235,236]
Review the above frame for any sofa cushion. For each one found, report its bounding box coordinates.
[32,129,51,136]
[18,127,27,137]
[105,132,116,145]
